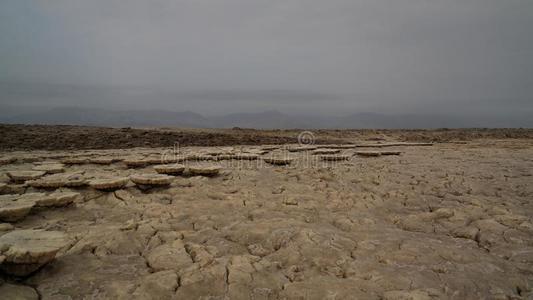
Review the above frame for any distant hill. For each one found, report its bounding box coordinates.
[0,106,531,129]
[0,107,212,128]
[211,110,315,129]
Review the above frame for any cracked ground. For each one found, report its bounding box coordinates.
[1,138,532,299]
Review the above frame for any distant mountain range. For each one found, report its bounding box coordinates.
[0,106,531,129]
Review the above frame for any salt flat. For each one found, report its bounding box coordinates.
[0,137,532,299]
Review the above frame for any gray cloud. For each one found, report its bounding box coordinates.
[0,0,532,121]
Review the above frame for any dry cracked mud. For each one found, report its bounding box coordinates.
[0,134,532,299]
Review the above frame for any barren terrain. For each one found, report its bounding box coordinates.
[0,126,532,299]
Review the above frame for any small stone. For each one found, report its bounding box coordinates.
[263,157,294,165]
[247,243,270,257]
[89,177,130,191]
[0,229,69,276]
[130,174,174,186]
[120,219,137,231]
[6,171,46,183]
[188,164,222,176]
[184,243,214,267]
[154,164,186,175]
[32,163,65,174]
[283,197,299,206]
[354,151,382,157]
[0,195,36,222]
[451,226,479,240]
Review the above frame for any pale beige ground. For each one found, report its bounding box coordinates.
[0,139,532,299]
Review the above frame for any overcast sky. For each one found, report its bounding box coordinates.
[0,0,532,117]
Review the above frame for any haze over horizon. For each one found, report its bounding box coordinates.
[1,1,532,127]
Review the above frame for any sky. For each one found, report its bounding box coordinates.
[0,0,532,119]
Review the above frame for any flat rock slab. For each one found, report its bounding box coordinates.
[186,154,216,161]
[320,144,357,149]
[354,151,382,157]
[61,158,88,165]
[0,229,69,276]
[37,192,79,207]
[263,157,294,165]
[130,174,174,186]
[0,157,17,165]
[312,149,341,155]
[232,154,259,160]
[28,173,88,188]
[16,193,56,208]
[32,163,65,174]
[88,157,122,165]
[0,283,39,300]
[0,192,78,222]
[261,146,279,151]
[188,165,222,176]
[0,195,36,222]
[154,164,186,175]
[7,171,46,183]
[124,158,153,168]
[380,151,402,155]
[288,146,317,152]
[89,177,130,190]
[319,155,351,161]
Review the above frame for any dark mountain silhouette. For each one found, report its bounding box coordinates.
[0,105,531,129]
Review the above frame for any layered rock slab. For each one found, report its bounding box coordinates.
[89,177,130,191]
[0,229,69,276]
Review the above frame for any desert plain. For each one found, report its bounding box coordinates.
[0,125,532,299]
